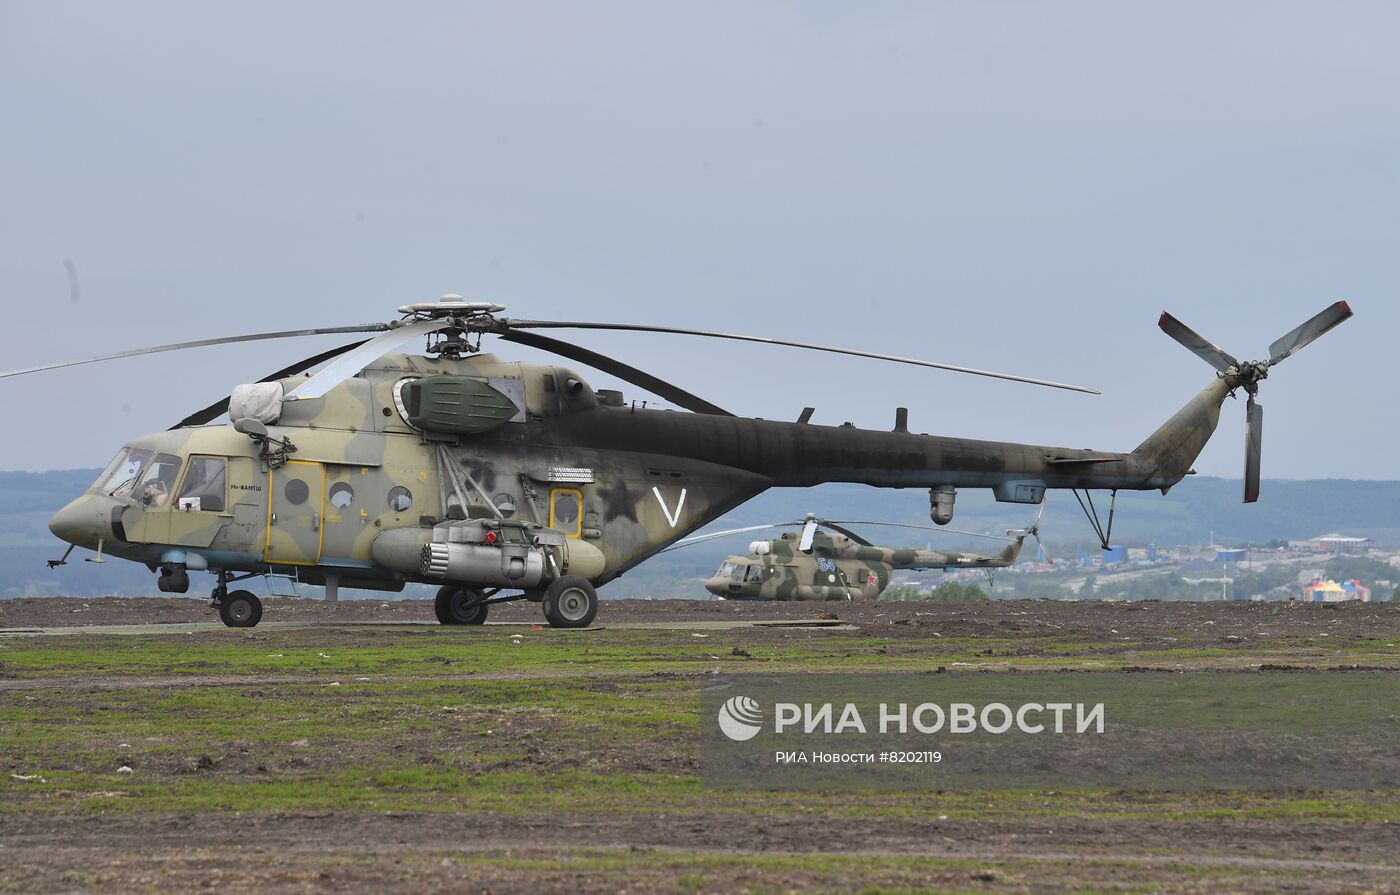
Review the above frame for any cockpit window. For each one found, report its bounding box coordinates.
[93,449,135,493]
[177,457,226,512]
[744,564,764,582]
[136,454,182,507]
[99,448,153,497]
[719,562,738,579]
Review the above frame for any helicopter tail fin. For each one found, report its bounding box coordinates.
[1127,378,1233,489]
[997,532,1028,565]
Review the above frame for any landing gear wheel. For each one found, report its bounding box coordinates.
[542,576,598,629]
[434,586,489,625]
[219,590,262,628]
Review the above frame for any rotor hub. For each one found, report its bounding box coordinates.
[1224,361,1269,396]
[397,295,510,357]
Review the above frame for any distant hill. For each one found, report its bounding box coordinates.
[3,470,1394,599]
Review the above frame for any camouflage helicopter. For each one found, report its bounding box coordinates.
[665,508,1046,601]
[5,297,1350,628]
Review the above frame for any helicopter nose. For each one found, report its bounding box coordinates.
[48,497,115,548]
[703,576,728,597]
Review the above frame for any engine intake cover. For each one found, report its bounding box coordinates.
[400,376,520,435]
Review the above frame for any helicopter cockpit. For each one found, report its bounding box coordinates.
[93,448,183,507]
[715,560,764,583]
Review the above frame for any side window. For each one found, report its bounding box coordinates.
[493,493,517,518]
[549,488,582,538]
[387,486,413,512]
[177,457,226,512]
[329,482,355,509]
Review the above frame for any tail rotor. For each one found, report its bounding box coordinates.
[1008,498,1053,566]
[1158,301,1352,503]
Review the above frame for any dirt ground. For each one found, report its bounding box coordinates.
[3,811,1398,894]
[2,597,1397,894]
[3,592,1396,639]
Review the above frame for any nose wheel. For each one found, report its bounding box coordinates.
[218,590,263,627]
[210,570,264,628]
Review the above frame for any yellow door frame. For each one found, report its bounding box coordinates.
[549,487,583,538]
[264,459,326,565]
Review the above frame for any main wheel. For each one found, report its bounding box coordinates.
[542,576,598,629]
[219,590,262,628]
[434,586,489,625]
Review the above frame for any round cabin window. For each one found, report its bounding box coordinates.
[387,486,413,512]
[553,492,580,525]
[329,482,354,509]
[284,478,309,506]
[493,493,517,518]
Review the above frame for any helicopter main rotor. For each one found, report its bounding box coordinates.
[0,293,1102,428]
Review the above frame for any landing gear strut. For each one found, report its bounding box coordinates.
[428,580,600,628]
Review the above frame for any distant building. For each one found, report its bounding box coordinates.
[1301,579,1371,602]
[1289,534,1371,554]
[1215,548,1248,563]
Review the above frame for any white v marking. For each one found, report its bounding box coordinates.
[651,486,687,528]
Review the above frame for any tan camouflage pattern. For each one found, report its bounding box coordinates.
[47,348,1232,597]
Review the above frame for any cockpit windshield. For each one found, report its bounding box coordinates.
[94,448,182,505]
[92,449,135,493]
[719,562,738,580]
[95,449,147,495]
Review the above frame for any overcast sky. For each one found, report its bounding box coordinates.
[1,2,1394,480]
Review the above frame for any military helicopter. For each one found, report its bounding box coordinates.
[5,296,1350,628]
[664,507,1047,601]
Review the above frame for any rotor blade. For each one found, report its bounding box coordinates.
[508,320,1100,395]
[819,521,874,547]
[284,320,442,401]
[498,330,731,415]
[1157,312,1239,373]
[169,339,370,430]
[0,324,389,380]
[1244,398,1263,504]
[659,524,785,552]
[1267,300,1353,365]
[824,520,1017,542]
[798,519,818,553]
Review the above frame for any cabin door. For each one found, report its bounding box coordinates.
[264,460,325,565]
